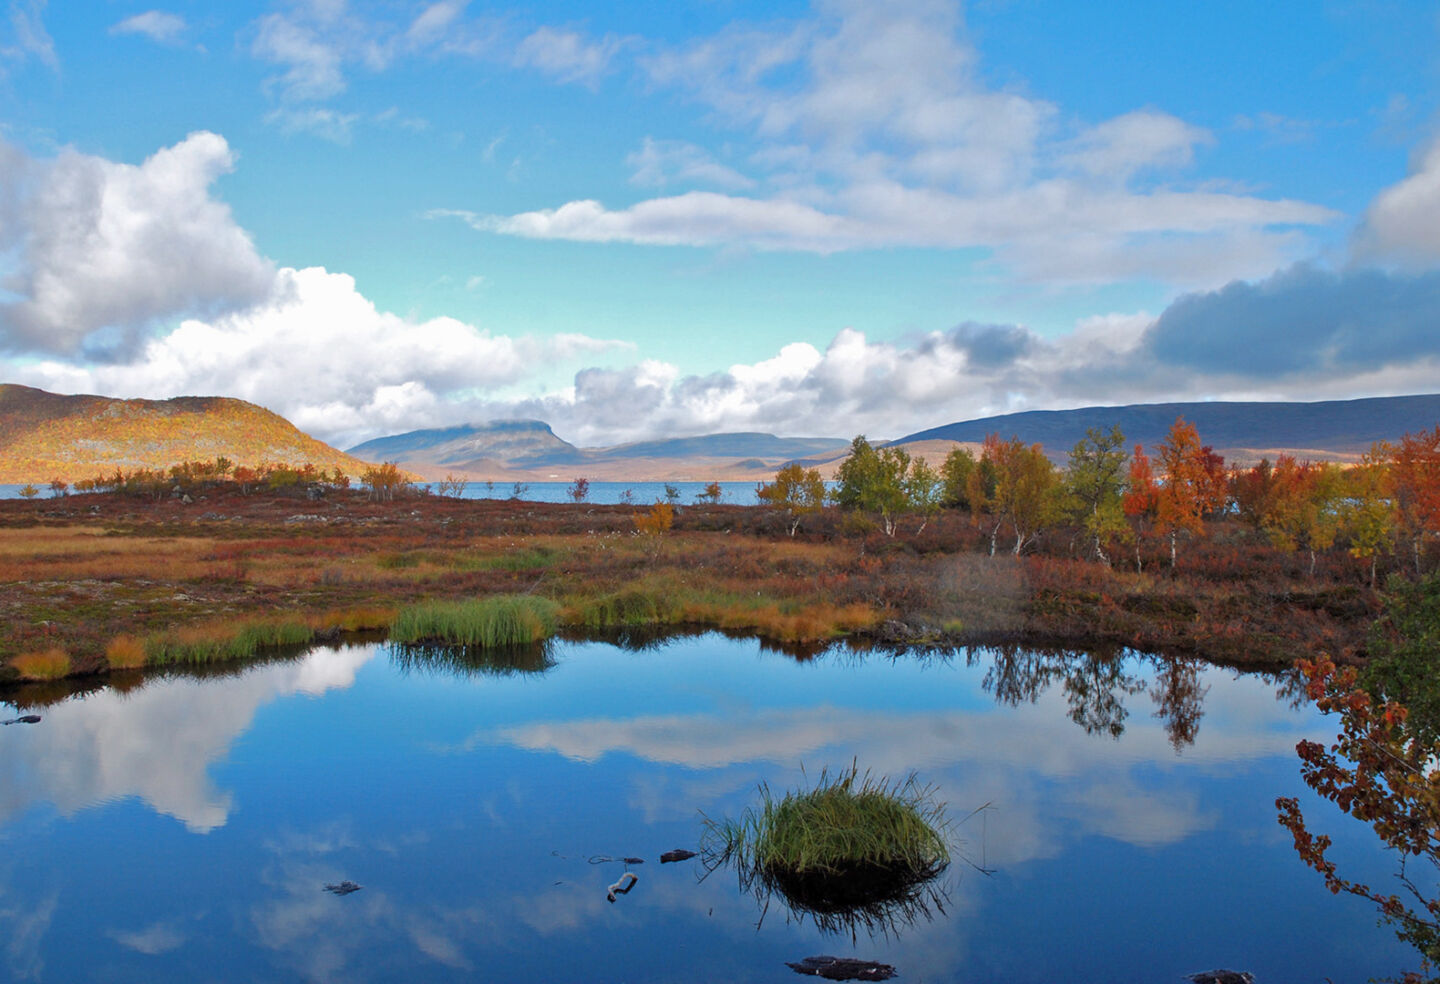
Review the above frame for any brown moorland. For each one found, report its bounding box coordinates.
[0,479,1387,691]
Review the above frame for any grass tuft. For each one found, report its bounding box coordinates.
[104,634,148,669]
[570,587,683,629]
[390,595,560,647]
[11,647,71,680]
[147,618,313,666]
[702,764,952,934]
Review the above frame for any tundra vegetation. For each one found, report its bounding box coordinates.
[2,419,1439,689]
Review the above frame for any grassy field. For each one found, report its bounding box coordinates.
[0,483,1385,686]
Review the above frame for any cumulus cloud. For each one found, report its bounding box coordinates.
[0,132,277,356]
[1354,135,1440,266]
[110,10,189,46]
[13,265,631,448]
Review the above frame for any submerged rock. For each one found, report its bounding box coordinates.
[786,955,897,981]
[1187,972,1255,984]
[660,849,697,863]
[2,715,41,726]
[323,881,362,896]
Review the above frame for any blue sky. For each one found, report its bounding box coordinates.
[1,0,1438,447]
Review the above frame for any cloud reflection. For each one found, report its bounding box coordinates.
[0,646,376,832]
[487,666,1318,863]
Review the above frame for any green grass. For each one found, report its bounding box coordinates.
[570,587,683,630]
[146,618,313,666]
[701,764,951,932]
[389,595,560,647]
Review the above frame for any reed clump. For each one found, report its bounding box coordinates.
[147,618,313,665]
[390,595,560,647]
[702,764,951,931]
[11,647,72,680]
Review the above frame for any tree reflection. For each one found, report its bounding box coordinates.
[1150,657,1208,751]
[975,645,1212,747]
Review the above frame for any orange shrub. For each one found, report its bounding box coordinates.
[12,647,71,680]
[105,634,148,669]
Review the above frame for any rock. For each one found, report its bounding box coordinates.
[2,715,42,726]
[323,881,362,896]
[1187,972,1255,984]
[660,849,697,864]
[786,956,897,981]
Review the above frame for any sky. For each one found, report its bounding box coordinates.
[0,0,1438,449]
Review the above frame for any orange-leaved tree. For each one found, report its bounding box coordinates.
[1154,418,1227,568]
[1391,426,1440,576]
[1122,444,1159,571]
[1277,652,1440,977]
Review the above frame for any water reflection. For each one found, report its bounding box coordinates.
[0,634,1405,983]
[0,645,375,831]
[389,641,556,677]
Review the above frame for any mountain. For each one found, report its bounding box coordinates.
[892,394,1440,465]
[347,420,582,471]
[0,384,377,483]
[346,423,851,481]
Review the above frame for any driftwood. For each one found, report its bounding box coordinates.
[786,955,897,981]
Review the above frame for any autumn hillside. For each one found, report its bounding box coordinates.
[0,384,378,484]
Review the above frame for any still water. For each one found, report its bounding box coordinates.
[0,637,1414,982]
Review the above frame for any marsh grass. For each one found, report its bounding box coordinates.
[702,764,952,937]
[146,618,313,666]
[104,634,147,669]
[569,587,684,629]
[389,595,560,647]
[11,647,71,680]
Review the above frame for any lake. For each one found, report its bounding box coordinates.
[0,481,775,504]
[0,635,1413,982]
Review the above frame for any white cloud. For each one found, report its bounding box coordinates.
[13,265,631,449]
[110,10,189,46]
[1058,110,1214,182]
[0,131,277,356]
[1,0,56,73]
[265,105,361,144]
[1354,135,1440,266]
[627,138,755,191]
[512,26,627,88]
[252,9,350,102]
[462,0,1337,288]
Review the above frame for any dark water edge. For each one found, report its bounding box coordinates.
[0,635,1418,983]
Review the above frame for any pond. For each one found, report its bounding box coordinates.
[0,636,1414,982]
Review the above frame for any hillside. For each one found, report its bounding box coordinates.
[347,423,850,481]
[893,394,1440,465]
[0,384,377,483]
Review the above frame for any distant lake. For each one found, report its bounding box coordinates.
[0,635,1413,982]
[0,481,773,505]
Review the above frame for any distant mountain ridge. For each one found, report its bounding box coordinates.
[346,422,851,481]
[893,394,1440,464]
[0,384,376,483]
